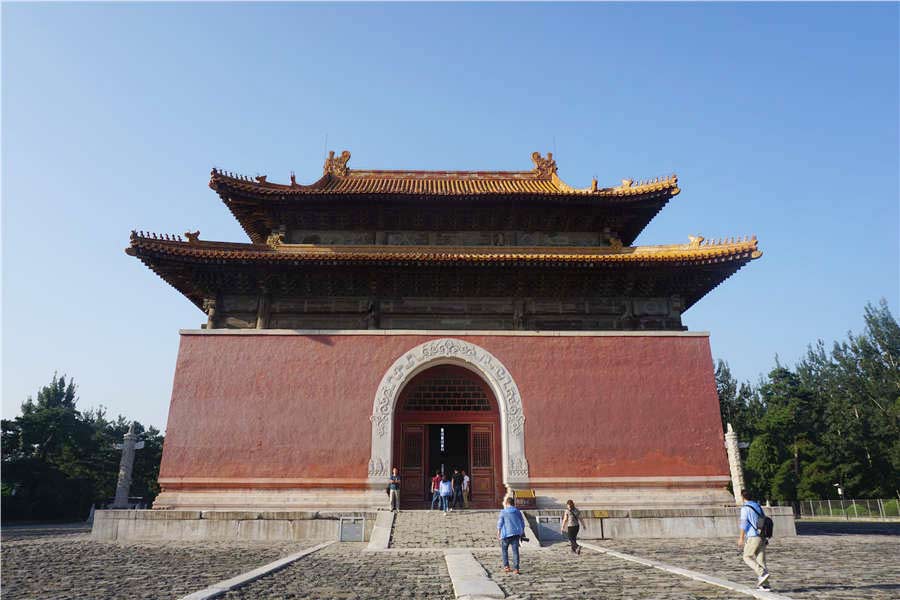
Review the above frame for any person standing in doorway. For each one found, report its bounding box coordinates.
[561,499,582,554]
[439,473,453,514]
[497,496,526,574]
[430,470,442,510]
[388,467,401,512]
[738,489,771,590]
[451,468,464,511]
[462,470,471,508]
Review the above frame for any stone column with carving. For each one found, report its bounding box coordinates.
[724,423,745,505]
[111,423,141,509]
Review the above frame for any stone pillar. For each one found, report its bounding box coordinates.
[111,423,138,509]
[724,423,745,505]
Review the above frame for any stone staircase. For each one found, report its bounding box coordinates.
[389,509,502,548]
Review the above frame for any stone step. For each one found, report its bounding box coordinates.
[390,509,501,548]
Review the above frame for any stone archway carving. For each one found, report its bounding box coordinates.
[367,338,529,487]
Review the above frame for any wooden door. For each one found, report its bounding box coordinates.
[469,424,496,506]
[400,424,425,507]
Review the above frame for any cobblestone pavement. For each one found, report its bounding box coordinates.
[4,521,898,599]
[600,530,900,599]
[222,542,454,599]
[1,523,91,541]
[391,509,500,547]
[0,531,310,600]
[473,544,735,599]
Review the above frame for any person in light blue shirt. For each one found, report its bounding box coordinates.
[496,496,526,573]
[439,475,453,514]
[738,489,770,590]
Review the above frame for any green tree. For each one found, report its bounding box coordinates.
[716,360,740,433]
[1,374,164,521]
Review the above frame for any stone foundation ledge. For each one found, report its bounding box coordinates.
[91,510,375,542]
[525,506,796,539]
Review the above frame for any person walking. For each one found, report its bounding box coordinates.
[430,470,442,510]
[738,489,771,590]
[439,473,453,514]
[462,470,471,508]
[388,467,401,512]
[561,499,582,554]
[450,468,464,510]
[496,496,526,574]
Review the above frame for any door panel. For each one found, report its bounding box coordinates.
[400,424,425,506]
[470,424,496,506]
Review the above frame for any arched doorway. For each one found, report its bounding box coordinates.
[394,365,502,508]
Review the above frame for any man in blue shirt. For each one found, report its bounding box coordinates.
[738,489,771,590]
[497,496,526,574]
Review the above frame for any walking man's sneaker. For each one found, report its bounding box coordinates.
[757,585,772,591]
[758,571,770,586]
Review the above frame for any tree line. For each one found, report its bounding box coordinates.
[717,300,899,502]
[1,375,163,521]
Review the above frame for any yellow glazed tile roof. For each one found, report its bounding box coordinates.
[209,150,680,199]
[127,232,761,265]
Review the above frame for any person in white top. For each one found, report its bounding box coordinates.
[461,470,471,508]
[438,474,453,514]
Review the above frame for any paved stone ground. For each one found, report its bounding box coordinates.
[1,523,91,541]
[222,542,454,599]
[473,544,735,599]
[600,523,900,599]
[391,509,500,547]
[3,521,898,599]
[0,528,309,600]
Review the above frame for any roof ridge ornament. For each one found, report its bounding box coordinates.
[530,152,557,177]
[323,150,351,176]
[266,231,285,249]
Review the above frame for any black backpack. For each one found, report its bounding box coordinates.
[745,503,774,539]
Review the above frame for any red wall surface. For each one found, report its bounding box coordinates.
[159,333,728,487]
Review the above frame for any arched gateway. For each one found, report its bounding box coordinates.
[367,339,530,504]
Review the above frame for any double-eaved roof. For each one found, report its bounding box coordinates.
[128,150,761,319]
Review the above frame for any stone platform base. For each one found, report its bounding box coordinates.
[91,510,375,542]
[92,505,795,542]
[528,506,796,540]
[152,481,733,512]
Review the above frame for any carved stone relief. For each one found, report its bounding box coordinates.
[368,338,529,485]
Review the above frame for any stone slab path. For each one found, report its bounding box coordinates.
[445,550,505,599]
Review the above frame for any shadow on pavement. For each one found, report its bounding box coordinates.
[796,520,900,536]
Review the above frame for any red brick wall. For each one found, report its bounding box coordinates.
[159,333,728,487]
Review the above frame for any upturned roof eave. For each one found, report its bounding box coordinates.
[126,233,762,264]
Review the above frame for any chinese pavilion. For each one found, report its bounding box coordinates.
[128,151,761,510]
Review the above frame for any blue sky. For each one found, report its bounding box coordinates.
[3,2,898,430]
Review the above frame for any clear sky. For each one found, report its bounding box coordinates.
[3,2,898,431]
